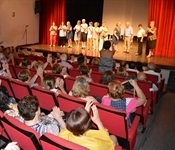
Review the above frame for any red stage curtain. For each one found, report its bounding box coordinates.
[39,0,66,45]
[148,0,175,57]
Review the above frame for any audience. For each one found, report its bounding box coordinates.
[59,54,73,69]
[19,55,31,69]
[78,64,92,82]
[69,76,98,103]
[136,61,144,72]
[99,70,115,85]
[17,95,65,136]
[116,61,128,76]
[0,57,12,78]
[102,79,146,126]
[59,101,117,150]
[90,57,100,66]
[127,61,138,73]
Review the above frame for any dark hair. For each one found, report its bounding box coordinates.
[138,24,143,27]
[43,52,48,58]
[0,86,10,112]
[52,64,62,74]
[128,61,136,69]
[43,75,56,90]
[77,56,85,66]
[66,107,92,136]
[136,62,143,71]
[120,61,127,67]
[21,56,31,67]
[103,41,111,49]
[18,69,30,82]
[99,70,115,85]
[18,95,39,121]
[79,64,89,76]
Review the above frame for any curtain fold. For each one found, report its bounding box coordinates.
[148,0,175,57]
[39,0,66,45]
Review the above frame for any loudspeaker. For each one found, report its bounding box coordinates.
[35,0,41,14]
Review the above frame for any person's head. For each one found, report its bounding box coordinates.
[60,54,67,62]
[77,55,85,66]
[91,57,100,66]
[99,70,115,85]
[66,21,71,26]
[21,56,31,67]
[89,22,93,26]
[103,41,111,49]
[128,61,136,69]
[94,22,99,27]
[154,66,161,73]
[116,22,121,27]
[52,64,62,74]
[18,95,40,121]
[150,21,155,28]
[52,22,55,26]
[61,21,65,25]
[120,61,127,67]
[0,86,11,112]
[72,77,90,98]
[43,75,56,90]
[136,62,143,72]
[148,62,156,71]
[108,80,124,99]
[42,52,48,58]
[18,69,31,82]
[138,24,143,29]
[66,107,92,136]
[77,20,81,25]
[79,64,89,76]
[82,19,86,23]
[126,22,130,27]
[137,72,146,81]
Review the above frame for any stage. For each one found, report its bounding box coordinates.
[21,41,175,70]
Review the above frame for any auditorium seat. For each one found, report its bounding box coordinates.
[64,76,76,92]
[91,71,102,83]
[0,75,14,97]
[31,86,59,113]
[1,114,42,150]
[69,68,80,77]
[40,133,88,150]
[10,79,32,100]
[95,103,140,150]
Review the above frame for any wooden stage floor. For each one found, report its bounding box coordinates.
[22,42,175,69]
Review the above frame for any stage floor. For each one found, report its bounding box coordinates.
[22,42,175,69]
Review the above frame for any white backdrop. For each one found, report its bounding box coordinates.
[102,0,149,35]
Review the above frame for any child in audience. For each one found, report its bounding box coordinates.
[78,64,92,82]
[59,100,117,150]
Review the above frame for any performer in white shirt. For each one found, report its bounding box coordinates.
[99,22,108,51]
[123,22,133,53]
[49,22,58,47]
[58,22,67,47]
[73,20,81,48]
[136,24,145,56]
[80,19,88,49]
[93,22,100,50]
[87,22,93,50]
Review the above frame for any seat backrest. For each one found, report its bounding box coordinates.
[88,65,99,72]
[40,133,88,150]
[14,66,28,77]
[31,86,59,112]
[69,68,80,77]
[137,80,152,100]
[95,103,128,139]
[57,94,86,113]
[145,73,158,84]
[89,82,108,98]
[9,64,17,79]
[10,79,32,100]
[0,75,14,97]
[126,70,137,77]
[1,115,42,150]
[91,71,102,83]
[64,76,76,92]
[115,75,125,82]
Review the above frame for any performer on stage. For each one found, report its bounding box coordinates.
[146,21,157,58]
[66,21,73,48]
[80,19,88,49]
[112,22,121,51]
[49,22,58,47]
[87,22,93,50]
[58,21,67,47]
[123,22,133,53]
[99,22,108,51]
[136,24,145,56]
[73,20,81,49]
[93,22,100,50]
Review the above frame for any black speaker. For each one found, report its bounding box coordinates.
[35,0,41,14]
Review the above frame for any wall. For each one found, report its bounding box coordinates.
[103,0,149,35]
[0,0,39,47]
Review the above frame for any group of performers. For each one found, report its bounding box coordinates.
[49,19,156,58]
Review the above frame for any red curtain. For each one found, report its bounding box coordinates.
[148,0,175,57]
[39,0,66,45]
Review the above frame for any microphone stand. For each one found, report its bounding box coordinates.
[22,25,29,45]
